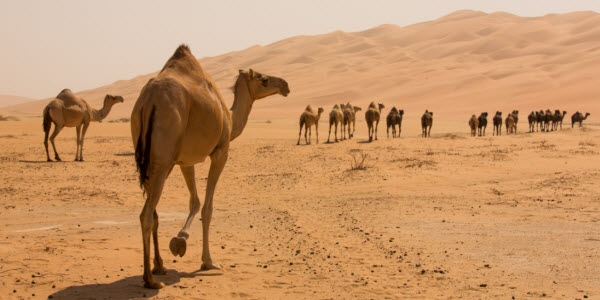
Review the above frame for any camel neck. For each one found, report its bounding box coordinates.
[92,102,113,122]
[230,77,254,141]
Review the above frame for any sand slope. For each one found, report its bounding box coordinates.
[0,95,35,108]
[2,10,599,120]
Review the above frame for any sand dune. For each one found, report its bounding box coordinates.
[2,10,599,122]
[0,94,35,108]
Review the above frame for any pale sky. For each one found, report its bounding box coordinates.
[1,0,599,99]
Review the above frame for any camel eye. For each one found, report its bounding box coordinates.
[261,78,269,86]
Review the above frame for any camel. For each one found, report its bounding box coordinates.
[492,111,502,136]
[478,112,488,136]
[343,103,360,139]
[511,110,519,133]
[468,114,479,137]
[528,111,536,133]
[505,113,516,134]
[42,89,123,161]
[327,104,344,143]
[571,111,591,128]
[544,109,553,132]
[537,110,545,132]
[421,110,433,138]
[554,110,567,130]
[130,45,289,289]
[386,107,400,138]
[297,105,324,145]
[365,102,385,142]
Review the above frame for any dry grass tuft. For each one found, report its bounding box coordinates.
[349,152,370,171]
[0,115,20,121]
[108,118,130,123]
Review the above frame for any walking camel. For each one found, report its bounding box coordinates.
[131,45,290,289]
[505,112,516,134]
[386,107,400,138]
[43,89,123,161]
[343,103,360,139]
[553,110,567,130]
[528,111,536,133]
[327,104,344,143]
[421,110,433,138]
[365,102,385,142]
[543,109,553,132]
[492,111,502,136]
[478,112,488,136]
[571,112,590,127]
[468,114,479,137]
[297,105,324,145]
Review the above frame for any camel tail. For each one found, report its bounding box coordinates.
[135,107,156,191]
[42,107,51,132]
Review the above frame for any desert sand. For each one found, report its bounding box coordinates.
[0,9,599,300]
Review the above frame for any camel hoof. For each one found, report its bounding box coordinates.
[201,263,221,271]
[152,265,168,275]
[169,237,187,257]
[55,157,62,162]
[144,280,165,289]
[47,158,52,162]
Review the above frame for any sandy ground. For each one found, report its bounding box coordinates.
[0,118,599,299]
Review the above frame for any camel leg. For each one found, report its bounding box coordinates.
[78,123,89,161]
[151,210,167,275]
[375,121,379,140]
[327,123,332,143]
[304,126,309,144]
[74,125,81,161]
[169,165,201,260]
[387,125,390,138]
[334,122,338,142]
[49,124,64,161]
[352,121,356,138]
[347,122,351,140]
[140,166,171,289]
[428,125,432,137]
[315,124,319,144]
[308,127,312,144]
[200,147,228,271]
[44,125,52,161]
[297,123,303,145]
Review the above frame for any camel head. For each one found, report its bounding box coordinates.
[104,94,124,106]
[482,112,488,117]
[512,110,519,116]
[585,112,591,117]
[241,69,290,99]
[317,107,324,115]
[399,109,404,115]
[353,106,362,112]
[563,111,567,116]
[378,103,385,111]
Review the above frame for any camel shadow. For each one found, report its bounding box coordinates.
[356,140,373,144]
[115,152,135,156]
[49,269,221,300]
[18,160,75,164]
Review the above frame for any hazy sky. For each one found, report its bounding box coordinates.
[1,0,599,99]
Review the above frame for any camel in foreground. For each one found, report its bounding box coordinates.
[571,112,590,128]
[43,89,123,161]
[421,110,433,138]
[493,111,502,136]
[365,102,385,142]
[297,105,324,145]
[468,114,479,137]
[343,104,360,139]
[131,45,289,289]
[478,112,488,136]
[528,111,536,133]
[505,113,516,134]
[327,104,344,143]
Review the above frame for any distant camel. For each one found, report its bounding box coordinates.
[505,113,516,134]
[421,110,433,138]
[343,103,359,139]
[571,112,590,128]
[544,109,553,131]
[478,112,488,136]
[297,105,324,145]
[492,111,502,136]
[511,110,519,133]
[43,89,123,161]
[365,102,385,142]
[554,110,567,130]
[468,114,479,137]
[130,45,289,289]
[327,104,344,143]
[536,110,545,132]
[528,111,536,133]
[386,107,400,138]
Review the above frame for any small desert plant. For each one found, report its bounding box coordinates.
[349,152,370,171]
[108,118,130,123]
[0,114,20,121]
[265,120,272,124]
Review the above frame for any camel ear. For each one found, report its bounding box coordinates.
[239,69,244,75]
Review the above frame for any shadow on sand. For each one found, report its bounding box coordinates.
[18,160,75,164]
[115,152,135,156]
[49,269,221,300]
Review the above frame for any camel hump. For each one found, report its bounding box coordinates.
[391,107,398,113]
[173,44,191,59]
[368,102,377,109]
[56,88,75,100]
[305,104,314,112]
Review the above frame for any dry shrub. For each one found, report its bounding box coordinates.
[349,152,370,171]
[537,140,556,150]
[108,118,130,123]
[0,115,20,121]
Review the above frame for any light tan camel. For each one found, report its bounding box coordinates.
[327,104,344,143]
[297,105,324,145]
[571,111,590,127]
[343,103,359,139]
[505,113,516,134]
[468,114,479,137]
[42,89,123,161]
[365,102,385,142]
[131,45,289,289]
[421,110,433,137]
